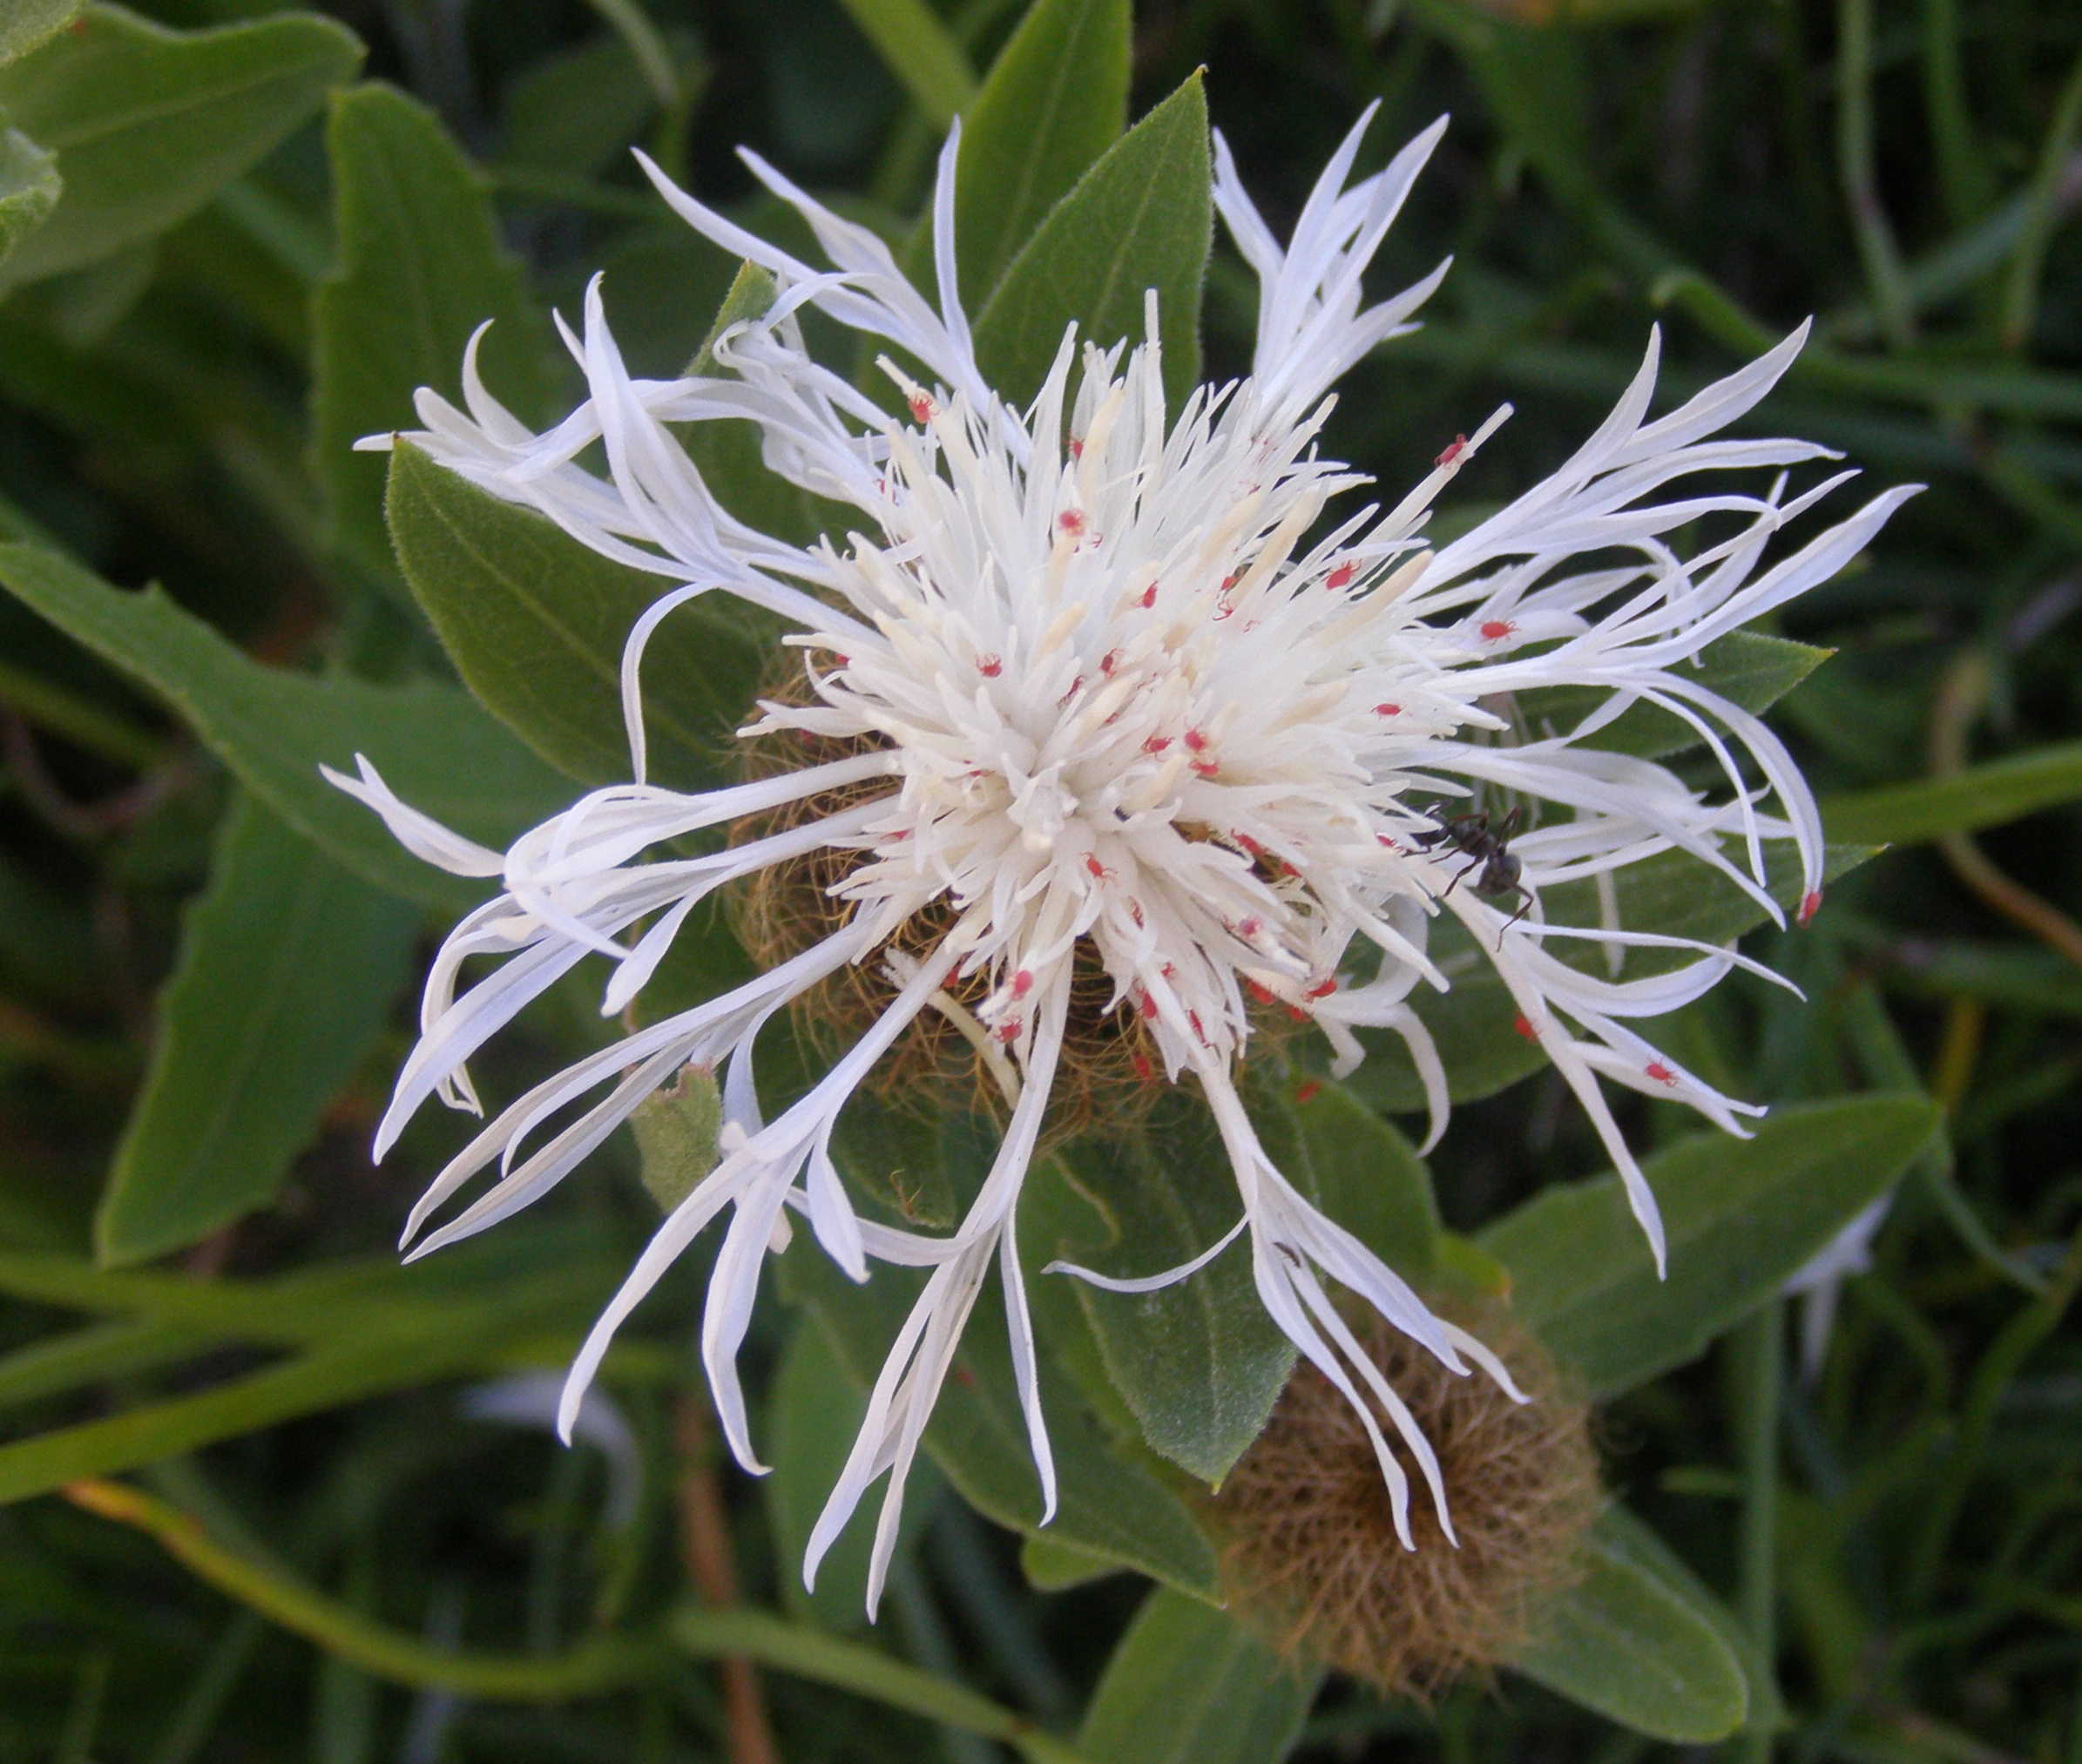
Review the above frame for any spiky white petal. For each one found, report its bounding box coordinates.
[341,111,1913,1614]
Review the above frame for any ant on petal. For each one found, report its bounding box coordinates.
[1411,808,1531,940]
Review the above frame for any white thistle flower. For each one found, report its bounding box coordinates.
[333,106,1915,1613]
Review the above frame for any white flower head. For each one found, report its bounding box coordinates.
[334,105,1915,1613]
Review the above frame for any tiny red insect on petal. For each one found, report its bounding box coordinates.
[976,653,1002,678]
[1084,854,1108,880]
[1234,832,1265,857]
[1183,728,1209,753]
[1480,619,1517,642]
[1294,1080,1322,1105]
[1099,649,1119,676]
[1236,916,1262,938]
[1374,702,1402,717]
[1143,734,1172,754]
[1799,890,1824,926]
[1187,1010,1206,1043]
[1512,1013,1538,1040]
[1325,562,1357,591]
[1058,509,1085,537]
[1436,433,1469,469]
[1378,833,1399,849]
[1285,1004,1310,1024]
[1068,436,1084,460]
[830,654,849,668]
[1645,1061,1677,1085]
[1190,759,1220,778]
[1220,572,1239,592]
[1010,970,1033,1000]
[1058,674,1084,706]
[1138,990,1159,1022]
[1245,978,1277,1005]
[994,1017,1023,1044]
[1306,977,1337,999]
[1138,582,1158,609]
[908,394,936,423]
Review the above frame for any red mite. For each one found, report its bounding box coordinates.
[1645,1062,1677,1085]
[1436,434,1469,469]
[1480,619,1517,642]
[909,394,936,423]
[1512,1013,1538,1040]
[1325,562,1357,590]
[1009,970,1033,1000]
[977,653,1003,678]
[1294,1080,1322,1105]
[1137,582,1159,609]
[1084,853,1112,882]
[1799,890,1823,926]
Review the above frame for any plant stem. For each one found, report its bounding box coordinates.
[1734,1301,1785,1764]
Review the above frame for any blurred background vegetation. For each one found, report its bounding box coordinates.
[1,0,2079,1759]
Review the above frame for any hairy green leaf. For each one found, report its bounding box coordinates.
[314,84,550,571]
[1483,1094,1938,1396]
[0,3,362,294]
[786,1240,1221,1602]
[385,443,761,790]
[0,128,62,268]
[1511,1506,1749,1742]
[973,73,1211,415]
[0,0,80,65]
[1037,1088,1294,1486]
[96,794,419,1267]
[953,0,1130,310]
[0,539,574,910]
[767,1321,942,1631]
[1079,1589,1319,1764]
[1512,631,1831,761]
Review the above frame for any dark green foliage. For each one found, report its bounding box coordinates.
[1,2,2079,1761]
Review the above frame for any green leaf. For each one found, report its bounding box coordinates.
[1482,1094,1938,1397]
[786,1240,1222,1602]
[0,1227,623,1505]
[1510,1506,1749,1743]
[0,3,362,295]
[1037,1088,1294,1486]
[1341,839,1876,1117]
[1078,1589,1319,1764]
[629,1065,724,1215]
[95,794,419,1267]
[1512,632,1831,761]
[833,0,976,126]
[767,1320,942,1630]
[1288,1078,1444,1285]
[1821,739,2082,844]
[0,538,575,911]
[501,30,700,178]
[0,128,62,268]
[313,84,551,571]
[1017,1531,1118,1590]
[0,0,80,65]
[952,0,1130,311]
[385,443,762,791]
[972,72,1211,416]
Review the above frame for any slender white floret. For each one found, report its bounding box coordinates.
[341,109,1914,1613]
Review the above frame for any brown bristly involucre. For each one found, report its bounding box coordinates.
[1213,1305,1599,1700]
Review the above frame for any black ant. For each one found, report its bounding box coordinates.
[1410,808,1531,936]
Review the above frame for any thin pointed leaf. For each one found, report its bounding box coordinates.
[1482,1094,1939,1396]
[0,538,574,911]
[0,4,362,294]
[313,83,551,571]
[384,443,761,791]
[96,793,419,1266]
[972,73,1211,415]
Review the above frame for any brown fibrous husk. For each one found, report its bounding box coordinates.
[1211,1305,1599,1702]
